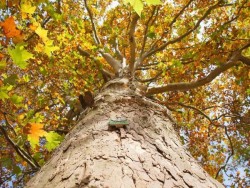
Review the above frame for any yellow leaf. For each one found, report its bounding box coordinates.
[21,1,36,18]
[34,43,44,52]
[35,25,48,42]
[21,2,36,14]
[18,114,25,120]
[44,40,59,56]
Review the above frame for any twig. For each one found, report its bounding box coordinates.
[143,0,223,60]
[215,126,234,179]
[164,102,217,126]
[136,70,163,83]
[24,17,51,42]
[169,0,194,30]
[0,124,40,170]
[0,110,17,136]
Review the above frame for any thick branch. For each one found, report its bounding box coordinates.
[238,42,250,65]
[77,46,91,58]
[146,51,240,95]
[128,14,140,73]
[239,55,250,66]
[84,0,101,45]
[77,46,117,80]
[78,45,120,73]
[140,7,158,56]
[99,52,121,74]
[114,39,124,60]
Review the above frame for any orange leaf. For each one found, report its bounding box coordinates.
[23,123,47,138]
[0,53,4,60]
[0,17,21,38]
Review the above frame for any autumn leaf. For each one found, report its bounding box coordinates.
[35,25,48,42]
[8,43,34,69]
[24,123,47,148]
[0,17,21,38]
[0,53,4,60]
[21,1,36,15]
[44,40,59,56]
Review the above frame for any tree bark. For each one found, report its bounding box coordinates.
[26,78,223,188]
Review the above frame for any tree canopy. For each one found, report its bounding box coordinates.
[0,0,249,187]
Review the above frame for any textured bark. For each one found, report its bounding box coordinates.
[26,78,223,188]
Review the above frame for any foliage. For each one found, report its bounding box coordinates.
[0,0,249,187]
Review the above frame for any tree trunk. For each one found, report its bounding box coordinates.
[26,78,223,188]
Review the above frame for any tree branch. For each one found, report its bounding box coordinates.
[114,39,124,60]
[77,46,116,80]
[128,13,140,73]
[140,7,158,56]
[99,51,121,74]
[77,46,91,58]
[239,55,250,66]
[78,42,121,75]
[84,0,101,45]
[146,50,240,95]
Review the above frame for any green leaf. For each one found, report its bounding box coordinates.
[145,0,162,5]
[0,60,6,69]
[3,74,18,85]
[10,94,24,104]
[247,88,250,95]
[44,131,63,152]
[0,90,9,99]
[0,158,12,168]
[172,59,183,67]
[23,75,30,82]
[123,0,143,16]
[13,165,21,175]
[0,86,12,99]
[8,43,34,69]
[147,32,156,39]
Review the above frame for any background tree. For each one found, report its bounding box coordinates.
[0,0,249,187]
